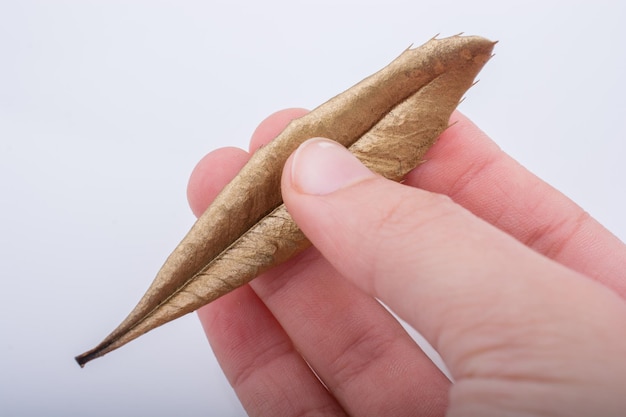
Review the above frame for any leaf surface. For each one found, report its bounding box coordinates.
[76,35,495,366]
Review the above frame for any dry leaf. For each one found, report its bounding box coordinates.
[76,34,495,366]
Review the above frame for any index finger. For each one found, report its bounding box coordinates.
[406,111,626,297]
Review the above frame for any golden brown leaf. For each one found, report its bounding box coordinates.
[76,35,495,366]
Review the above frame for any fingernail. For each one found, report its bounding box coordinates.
[290,138,375,195]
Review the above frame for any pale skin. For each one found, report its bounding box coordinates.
[187,109,626,417]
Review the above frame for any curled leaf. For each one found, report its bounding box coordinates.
[76,35,495,366]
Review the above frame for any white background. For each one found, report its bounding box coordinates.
[1,1,624,416]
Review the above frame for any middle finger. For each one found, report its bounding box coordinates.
[250,250,451,416]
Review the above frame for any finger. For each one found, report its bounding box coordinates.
[282,138,626,388]
[249,246,450,417]
[406,111,626,296]
[186,107,308,216]
[187,147,249,217]
[198,285,347,417]
[248,108,309,152]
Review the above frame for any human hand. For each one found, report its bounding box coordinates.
[187,109,626,416]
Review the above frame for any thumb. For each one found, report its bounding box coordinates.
[280,138,626,382]
[280,137,517,349]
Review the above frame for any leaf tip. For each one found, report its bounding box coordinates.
[75,345,105,368]
[75,357,87,368]
[75,352,91,368]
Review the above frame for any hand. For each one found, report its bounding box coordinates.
[187,109,626,416]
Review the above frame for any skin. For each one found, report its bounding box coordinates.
[187,109,626,416]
